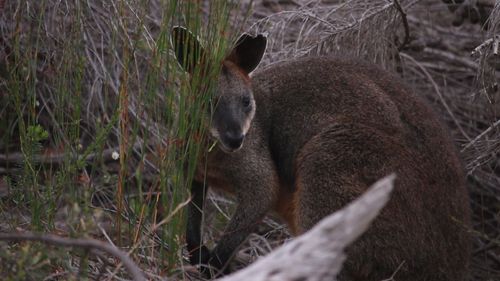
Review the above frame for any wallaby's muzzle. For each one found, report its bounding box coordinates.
[222,131,245,152]
[209,124,247,153]
[211,100,252,153]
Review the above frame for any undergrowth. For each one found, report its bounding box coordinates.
[0,0,498,280]
[0,0,244,279]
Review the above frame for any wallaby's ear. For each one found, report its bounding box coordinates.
[227,33,267,74]
[171,26,206,74]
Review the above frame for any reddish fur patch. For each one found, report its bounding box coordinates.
[274,186,299,235]
[222,60,251,84]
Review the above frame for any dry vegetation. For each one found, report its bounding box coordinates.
[0,0,499,280]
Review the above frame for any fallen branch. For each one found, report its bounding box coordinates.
[0,232,145,281]
[0,142,142,167]
[219,174,396,281]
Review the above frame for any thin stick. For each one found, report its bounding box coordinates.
[0,142,142,166]
[461,119,500,152]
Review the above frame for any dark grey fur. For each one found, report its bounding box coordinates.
[173,28,471,281]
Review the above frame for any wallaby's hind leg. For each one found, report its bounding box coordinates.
[293,123,466,281]
[294,123,405,233]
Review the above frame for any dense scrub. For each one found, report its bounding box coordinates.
[0,0,498,280]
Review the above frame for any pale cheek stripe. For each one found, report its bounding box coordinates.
[210,128,220,139]
[242,102,256,135]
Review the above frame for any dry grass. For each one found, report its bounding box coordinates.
[0,0,498,280]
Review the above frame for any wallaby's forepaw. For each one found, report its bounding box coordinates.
[188,246,229,279]
[209,253,232,277]
[195,252,231,279]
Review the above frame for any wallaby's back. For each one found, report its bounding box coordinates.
[251,57,470,281]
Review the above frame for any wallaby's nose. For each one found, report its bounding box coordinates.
[224,131,244,150]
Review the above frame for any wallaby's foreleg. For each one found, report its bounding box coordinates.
[209,197,273,274]
[209,148,279,276]
[186,180,210,266]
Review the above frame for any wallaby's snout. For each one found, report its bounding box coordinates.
[211,104,247,152]
[210,116,247,152]
[221,129,244,151]
[210,106,250,152]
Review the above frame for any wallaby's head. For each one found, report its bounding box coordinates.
[171,27,267,152]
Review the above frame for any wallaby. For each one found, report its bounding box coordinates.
[171,27,471,281]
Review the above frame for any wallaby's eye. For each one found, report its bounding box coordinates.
[242,96,251,108]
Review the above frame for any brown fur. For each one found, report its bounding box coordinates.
[274,185,299,234]
[173,28,471,280]
[200,57,470,280]
[222,60,251,84]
